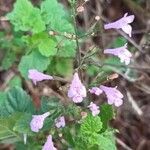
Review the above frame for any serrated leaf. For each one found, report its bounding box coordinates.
[98,130,117,150]
[81,115,102,134]
[0,92,10,117]
[7,0,45,33]
[18,51,50,79]
[0,113,22,143]
[41,0,74,33]
[100,104,114,132]
[4,87,35,115]
[24,33,57,57]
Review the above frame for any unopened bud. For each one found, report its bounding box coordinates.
[107,73,119,80]
[81,111,87,119]
[77,6,84,13]
[49,31,55,35]
[95,16,100,21]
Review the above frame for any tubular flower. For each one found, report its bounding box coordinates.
[104,13,135,37]
[55,116,65,128]
[28,69,53,85]
[42,135,57,150]
[88,102,100,116]
[100,85,123,107]
[104,43,132,65]
[30,112,50,132]
[68,73,86,103]
[89,87,103,96]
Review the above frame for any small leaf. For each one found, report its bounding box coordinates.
[24,33,57,57]
[81,115,102,134]
[7,0,45,33]
[98,130,117,150]
[41,0,74,33]
[100,104,114,132]
[18,51,50,79]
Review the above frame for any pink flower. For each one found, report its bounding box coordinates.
[68,73,86,103]
[88,102,100,116]
[28,69,53,85]
[89,87,103,96]
[100,85,123,107]
[55,116,65,128]
[104,13,135,37]
[42,135,57,150]
[30,112,50,132]
[104,43,132,65]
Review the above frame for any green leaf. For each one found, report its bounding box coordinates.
[0,113,22,143]
[3,87,35,116]
[24,33,57,57]
[18,51,50,79]
[7,0,45,33]
[81,115,102,134]
[1,49,16,70]
[0,92,7,106]
[41,0,74,33]
[100,104,114,132]
[0,92,10,117]
[56,39,76,58]
[98,130,117,150]
[39,96,63,113]
[48,58,73,76]
[111,36,127,48]
[8,76,22,88]
[14,113,33,135]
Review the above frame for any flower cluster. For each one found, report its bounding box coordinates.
[89,85,124,107]
[27,12,134,149]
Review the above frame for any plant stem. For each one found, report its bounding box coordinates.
[71,2,81,70]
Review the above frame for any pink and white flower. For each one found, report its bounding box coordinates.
[42,135,57,150]
[28,69,53,85]
[89,87,103,96]
[30,112,50,132]
[68,73,86,103]
[104,13,135,37]
[88,102,100,116]
[104,43,132,65]
[55,116,65,128]
[100,85,123,107]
